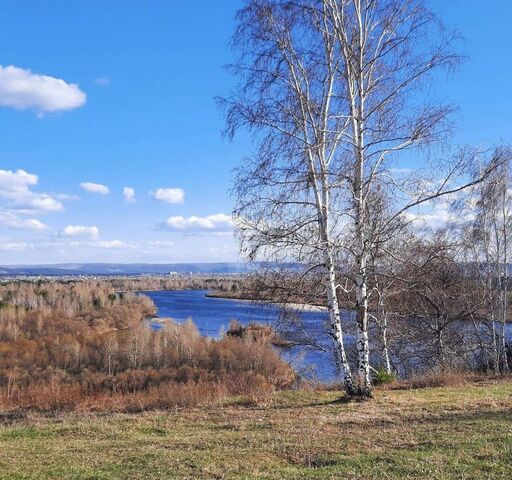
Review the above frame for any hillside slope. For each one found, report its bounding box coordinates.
[1,380,511,479]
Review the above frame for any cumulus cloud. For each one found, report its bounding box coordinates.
[161,213,233,232]
[56,224,133,250]
[9,194,63,212]
[80,182,110,195]
[61,225,99,239]
[0,211,46,230]
[123,186,135,203]
[0,169,64,212]
[11,218,46,230]
[403,197,474,230]
[0,169,37,194]
[152,188,184,204]
[0,65,86,114]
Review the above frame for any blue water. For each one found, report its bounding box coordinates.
[143,289,339,381]
[143,290,512,381]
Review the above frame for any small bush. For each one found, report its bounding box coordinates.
[372,368,397,386]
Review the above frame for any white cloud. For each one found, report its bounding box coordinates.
[80,182,110,195]
[0,169,64,212]
[145,240,175,247]
[96,240,133,249]
[403,197,474,230]
[0,234,239,263]
[53,193,80,201]
[0,238,133,253]
[0,169,37,195]
[61,225,99,239]
[94,76,110,86]
[12,218,46,230]
[152,188,184,204]
[123,186,135,203]
[0,65,86,114]
[161,213,233,232]
[9,194,64,212]
[0,242,29,251]
[0,211,47,230]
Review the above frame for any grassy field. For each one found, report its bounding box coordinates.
[0,379,511,479]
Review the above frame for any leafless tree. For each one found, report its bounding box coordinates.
[222,0,501,397]
[463,148,512,372]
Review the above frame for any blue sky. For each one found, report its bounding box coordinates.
[0,0,510,264]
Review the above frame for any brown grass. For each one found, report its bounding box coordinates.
[374,370,512,391]
[1,378,511,479]
[0,371,280,413]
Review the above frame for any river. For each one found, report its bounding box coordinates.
[143,289,340,381]
[143,289,512,381]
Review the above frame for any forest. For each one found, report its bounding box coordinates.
[1,258,511,414]
[0,277,292,412]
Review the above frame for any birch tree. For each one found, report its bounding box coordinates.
[222,0,499,397]
[468,149,512,372]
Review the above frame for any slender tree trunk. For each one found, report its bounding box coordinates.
[355,268,371,395]
[500,310,509,372]
[500,271,509,372]
[325,250,356,396]
[317,165,356,396]
[352,100,372,396]
[436,319,447,370]
[380,310,392,375]
[349,0,372,397]
[353,150,372,393]
[501,194,510,372]
[484,218,500,373]
[491,309,499,373]
[374,278,392,375]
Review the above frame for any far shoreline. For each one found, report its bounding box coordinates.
[205,290,328,312]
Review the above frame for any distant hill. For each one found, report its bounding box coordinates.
[0,263,254,276]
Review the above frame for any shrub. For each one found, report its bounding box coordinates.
[372,368,397,386]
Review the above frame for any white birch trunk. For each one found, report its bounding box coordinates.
[501,190,510,372]
[325,250,356,395]
[352,0,372,397]
[355,271,371,395]
[381,320,392,375]
[372,273,392,375]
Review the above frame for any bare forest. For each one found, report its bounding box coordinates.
[0,277,293,412]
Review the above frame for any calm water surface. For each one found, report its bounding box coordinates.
[144,289,338,381]
[144,289,512,382]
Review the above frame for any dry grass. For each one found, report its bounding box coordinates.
[0,372,279,413]
[385,370,510,390]
[0,378,511,479]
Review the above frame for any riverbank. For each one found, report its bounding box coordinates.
[1,378,511,479]
[206,290,328,312]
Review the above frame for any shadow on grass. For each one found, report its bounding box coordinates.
[270,395,356,410]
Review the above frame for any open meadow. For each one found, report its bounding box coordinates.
[1,378,511,480]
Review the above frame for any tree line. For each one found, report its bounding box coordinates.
[0,278,293,411]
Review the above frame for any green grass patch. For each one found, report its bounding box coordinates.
[0,380,511,479]
[0,426,55,441]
